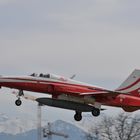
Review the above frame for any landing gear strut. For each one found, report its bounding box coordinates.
[92,108,100,117]
[15,90,24,106]
[74,111,82,121]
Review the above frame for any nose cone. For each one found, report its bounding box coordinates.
[0,76,3,87]
[0,76,3,80]
[0,76,4,85]
[0,76,8,84]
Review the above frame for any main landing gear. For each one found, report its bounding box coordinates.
[15,90,24,106]
[74,108,101,121]
[74,111,82,121]
[92,107,100,117]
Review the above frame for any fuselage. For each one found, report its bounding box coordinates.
[0,74,140,112]
[0,75,103,94]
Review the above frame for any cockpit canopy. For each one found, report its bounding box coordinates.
[39,73,50,78]
[30,73,50,78]
[30,73,68,82]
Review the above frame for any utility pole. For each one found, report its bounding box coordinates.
[37,103,68,140]
[37,103,43,140]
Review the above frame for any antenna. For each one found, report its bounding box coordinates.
[70,74,76,79]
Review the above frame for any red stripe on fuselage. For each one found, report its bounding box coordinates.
[1,77,104,91]
[0,77,106,95]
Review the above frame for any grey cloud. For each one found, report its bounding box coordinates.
[0,0,94,30]
[92,1,140,27]
[0,0,139,41]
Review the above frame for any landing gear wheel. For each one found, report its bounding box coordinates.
[15,99,22,106]
[74,112,82,121]
[92,108,100,117]
[15,90,24,106]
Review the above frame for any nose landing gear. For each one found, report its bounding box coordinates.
[15,99,22,106]
[15,90,24,106]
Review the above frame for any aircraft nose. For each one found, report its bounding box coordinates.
[0,76,5,82]
[0,76,3,82]
[0,76,3,87]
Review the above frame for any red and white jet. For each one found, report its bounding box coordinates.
[0,69,140,121]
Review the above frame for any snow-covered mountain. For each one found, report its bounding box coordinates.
[0,113,95,140]
[49,120,88,140]
[0,113,37,135]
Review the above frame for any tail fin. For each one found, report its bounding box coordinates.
[115,69,140,96]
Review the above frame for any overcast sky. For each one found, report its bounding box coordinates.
[0,0,140,122]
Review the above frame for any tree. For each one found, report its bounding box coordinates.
[87,113,140,140]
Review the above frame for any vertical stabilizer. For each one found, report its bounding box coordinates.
[115,69,140,95]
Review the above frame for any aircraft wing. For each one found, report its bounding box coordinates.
[50,83,121,99]
[79,90,121,98]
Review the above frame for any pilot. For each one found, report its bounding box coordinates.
[39,73,44,77]
[44,74,50,78]
[30,73,35,76]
